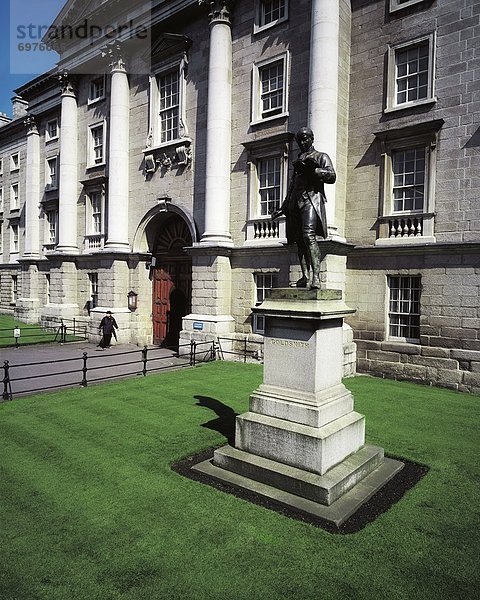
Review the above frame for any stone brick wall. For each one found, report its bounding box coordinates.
[346,249,480,392]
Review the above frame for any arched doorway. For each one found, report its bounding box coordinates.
[151,214,192,347]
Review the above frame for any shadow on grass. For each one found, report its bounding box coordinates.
[194,395,238,445]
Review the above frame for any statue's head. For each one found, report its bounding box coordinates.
[295,127,314,152]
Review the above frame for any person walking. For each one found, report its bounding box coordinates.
[97,311,118,349]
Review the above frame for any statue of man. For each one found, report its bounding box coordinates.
[272,127,336,289]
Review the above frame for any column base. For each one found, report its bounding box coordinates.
[193,446,403,526]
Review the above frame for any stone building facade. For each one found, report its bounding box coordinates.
[0,0,478,391]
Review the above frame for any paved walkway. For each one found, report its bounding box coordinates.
[0,341,193,399]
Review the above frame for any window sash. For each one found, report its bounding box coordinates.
[46,119,58,140]
[89,273,99,308]
[388,275,421,341]
[253,273,277,334]
[260,0,286,27]
[11,154,19,171]
[89,77,105,101]
[91,126,104,164]
[90,191,103,234]
[258,157,281,216]
[11,184,19,208]
[47,158,57,188]
[260,61,284,118]
[392,146,426,212]
[46,210,58,244]
[11,224,19,252]
[395,43,429,105]
[158,70,180,143]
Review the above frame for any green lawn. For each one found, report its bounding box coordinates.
[1,362,479,600]
[0,314,83,347]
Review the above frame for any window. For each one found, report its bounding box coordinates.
[10,153,19,172]
[89,273,99,308]
[158,69,180,143]
[88,123,106,167]
[0,221,3,255]
[387,35,435,111]
[252,53,289,124]
[0,158,3,175]
[11,183,19,210]
[255,0,288,33]
[45,209,58,249]
[88,76,105,103]
[11,275,18,304]
[375,121,442,245]
[253,273,277,334]
[85,189,105,250]
[0,187,3,213]
[388,275,421,342]
[10,223,19,254]
[257,156,282,216]
[46,157,58,189]
[46,118,58,142]
[389,0,425,13]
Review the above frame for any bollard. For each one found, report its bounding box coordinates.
[2,361,13,401]
[81,352,88,387]
[142,346,148,376]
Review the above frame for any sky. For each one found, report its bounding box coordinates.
[0,0,66,117]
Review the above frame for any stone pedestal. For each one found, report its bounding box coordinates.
[193,289,403,525]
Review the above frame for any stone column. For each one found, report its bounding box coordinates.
[23,115,40,259]
[57,72,79,253]
[104,44,130,251]
[199,0,234,247]
[308,0,341,240]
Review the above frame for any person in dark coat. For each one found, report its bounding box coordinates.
[272,127,336,289]
[97,311,118,349]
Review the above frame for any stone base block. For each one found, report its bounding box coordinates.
[192,450,404,526]
[236,410,365,476]
[213,444,384,505]
[250,383,354,427]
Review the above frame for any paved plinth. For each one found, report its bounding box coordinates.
[192,288,404,525]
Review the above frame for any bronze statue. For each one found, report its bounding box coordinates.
[272,127,336,289]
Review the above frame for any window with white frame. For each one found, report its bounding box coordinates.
[0,158,3,175]
[388,275,421,342]
[85,189,105,249]
[0,187,3,213]
[45,118,58,142]
[257,156,282,216]
[158,69,180,143]
[392,146,426,213]
[389,0,425,13]
[11,183,19,210]
[255,0,288,33]
[46,157,58,189]
[45,209,58,248]
[10,223,19,254]
[252,53,289,124]
[387,35,435,111]
[375,123,442,244]
[89,272,99,308]
[11,274,18,304]
[10,153,19,172]
[253,272,277,334]
[88,123,106,167]
[88,76,105,103]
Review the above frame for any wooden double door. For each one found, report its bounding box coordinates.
[152,258,192,347]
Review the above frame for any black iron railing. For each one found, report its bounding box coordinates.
[0,317,87,348]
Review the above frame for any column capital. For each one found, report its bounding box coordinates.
[58,71,77,97]
[23,114,39,135]
[101,42,127,73]
[199,0,234,24]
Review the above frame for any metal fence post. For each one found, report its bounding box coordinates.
[244,337,247,363]
[190,340,196,367]
[2,361,13,401]
[73,318,76,337]
[81,352,88,387]
[142,346,148,376]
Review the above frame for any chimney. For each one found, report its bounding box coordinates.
[12,96,28,119]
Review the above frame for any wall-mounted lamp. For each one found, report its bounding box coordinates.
[127,290,138,311]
